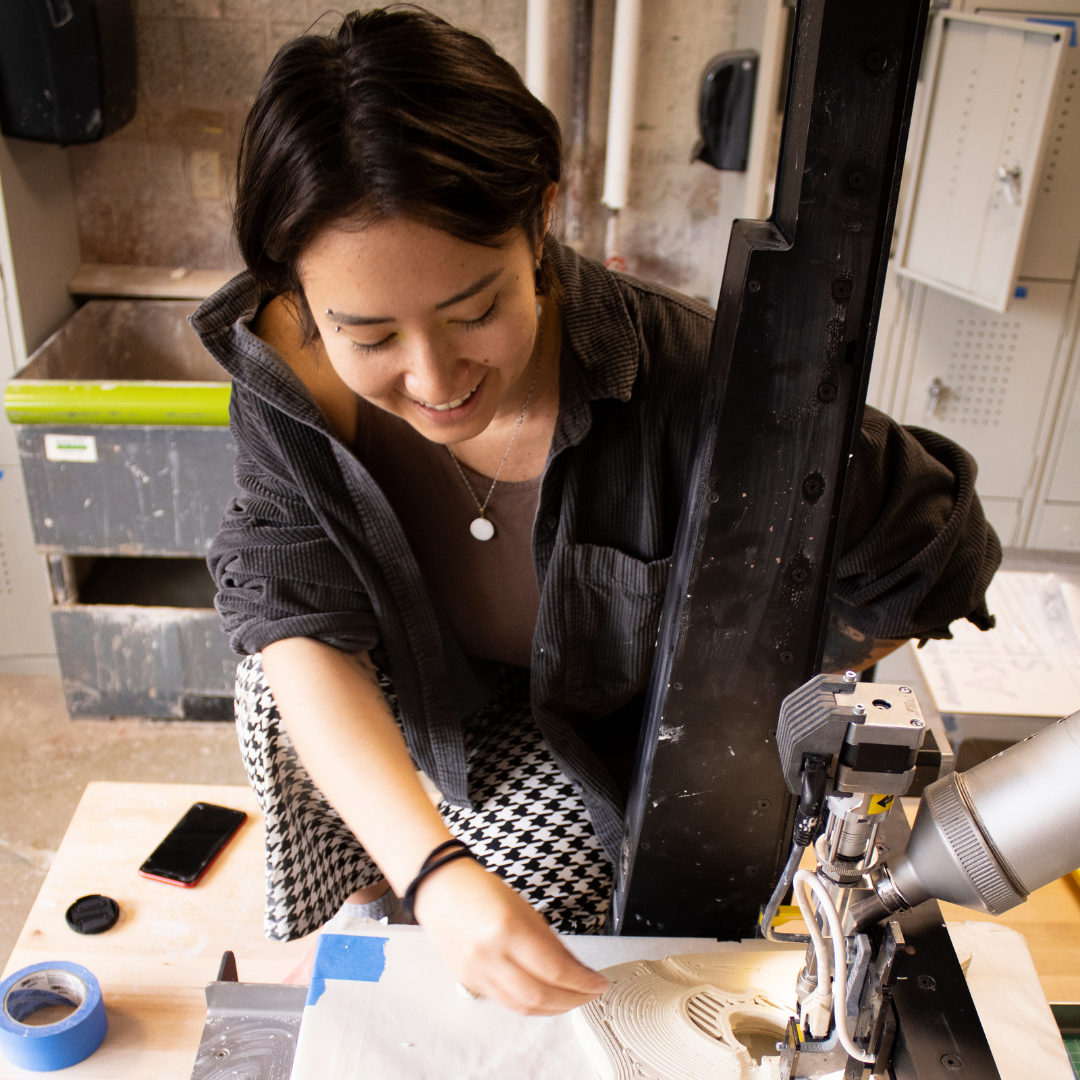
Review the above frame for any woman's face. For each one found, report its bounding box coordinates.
[298,217,541,445]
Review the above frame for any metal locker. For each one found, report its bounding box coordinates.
[864,5,1080,549]
[895,280,1073,539]
[1033,351,1080,549]
[1034,504,1080,548]
[1018,39,1080,280]
[865,261,904,411]
[1047,368,1080,503]
[897,13,1066,311]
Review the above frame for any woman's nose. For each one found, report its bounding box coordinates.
[401,339,470,405]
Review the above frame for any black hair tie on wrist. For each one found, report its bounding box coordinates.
[402,839,479,920]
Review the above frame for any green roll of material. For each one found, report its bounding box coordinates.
[4,381,231,426]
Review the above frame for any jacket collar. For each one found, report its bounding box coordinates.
[547,238,640,405]
[190,273,333,438]
[189,237,642,436]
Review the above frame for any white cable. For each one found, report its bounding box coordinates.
[792,870,877,1065]
[794,870,831,994]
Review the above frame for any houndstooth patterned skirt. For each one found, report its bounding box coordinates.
[234,652,613,941]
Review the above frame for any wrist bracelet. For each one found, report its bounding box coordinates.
[402,840,479,920]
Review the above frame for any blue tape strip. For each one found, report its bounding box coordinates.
[5,991,74,1024]
[1026,17,1078,47]
[306,934,388,1006]
[0,961,107,1072]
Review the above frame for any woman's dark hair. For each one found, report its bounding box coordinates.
[235,6,563,338]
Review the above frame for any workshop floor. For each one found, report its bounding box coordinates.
[0,674,247,967]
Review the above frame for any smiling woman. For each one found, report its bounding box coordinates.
[190,6,1001,1019]
[296,219,558,476]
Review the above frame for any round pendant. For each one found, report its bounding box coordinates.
[470,516,495,541]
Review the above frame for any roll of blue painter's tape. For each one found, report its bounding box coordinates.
[0,961,107,1071]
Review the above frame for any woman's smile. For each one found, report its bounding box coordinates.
[403,376,486,425]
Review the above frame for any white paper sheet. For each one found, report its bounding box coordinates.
[288,919,798,1080]
[946,921,1073,1080]
[915,571,1080,717]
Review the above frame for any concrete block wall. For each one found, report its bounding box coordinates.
[1,0,758,676]
[66,0,747,300]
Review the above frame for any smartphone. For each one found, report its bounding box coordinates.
[138,802,247,887]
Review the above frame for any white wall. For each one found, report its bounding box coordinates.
[0,137,79,675]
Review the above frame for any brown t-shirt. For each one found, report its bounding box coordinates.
[357,399,541,669]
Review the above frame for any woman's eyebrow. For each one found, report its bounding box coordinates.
[327,268,503,326]
[330,312,394,326]
[434,268,502,310]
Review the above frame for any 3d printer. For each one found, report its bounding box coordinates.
[768,673,1080,1078]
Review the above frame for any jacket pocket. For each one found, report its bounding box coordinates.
[547,543,672,716]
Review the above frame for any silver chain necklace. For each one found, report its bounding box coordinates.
[446,319,542,542]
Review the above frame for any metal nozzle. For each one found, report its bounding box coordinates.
[849,863,908,930]
[851,710,1080,927]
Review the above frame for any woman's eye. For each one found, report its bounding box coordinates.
[460,297,498,328]
[350,334,395,355]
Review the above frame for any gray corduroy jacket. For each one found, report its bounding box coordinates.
[192,239,999,861]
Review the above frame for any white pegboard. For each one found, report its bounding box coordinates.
[0,463,57,667]
[897,280,1072,498]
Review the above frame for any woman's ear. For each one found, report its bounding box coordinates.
[538,182,559,253]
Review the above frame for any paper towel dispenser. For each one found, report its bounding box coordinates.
[692,50,758,172]
[0,0,136,144]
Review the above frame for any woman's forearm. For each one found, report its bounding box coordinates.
[260,637,453,893]
[260,637,608,1016]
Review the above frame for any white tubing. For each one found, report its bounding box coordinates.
[792,870,877,1065]
[601,0,642,209]
[526,0,550,104]
[794,872,832,995]
[604,212,621,266]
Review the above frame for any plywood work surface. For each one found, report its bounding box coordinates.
[0,782,313,1079]
[3,783,1078,1078]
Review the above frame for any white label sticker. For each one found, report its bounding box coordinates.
[44,434,98,463]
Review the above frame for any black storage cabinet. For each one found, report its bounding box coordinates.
[0,0,136,143]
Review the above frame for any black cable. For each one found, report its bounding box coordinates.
[759,756,829,944]
[761,841,812,943]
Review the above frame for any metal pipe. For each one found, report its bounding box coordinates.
[526,0,550,104]
[602,0,642,213]
[564,0,594,248]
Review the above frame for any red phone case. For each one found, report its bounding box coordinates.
[138,809,247,888]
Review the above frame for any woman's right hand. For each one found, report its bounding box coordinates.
[260,640,604,1015]
[412,857,609,1016]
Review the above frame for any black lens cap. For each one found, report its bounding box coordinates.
[66,894,120,935]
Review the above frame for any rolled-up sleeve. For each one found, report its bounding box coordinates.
[208,385,380,656]
[832,406,1001,642]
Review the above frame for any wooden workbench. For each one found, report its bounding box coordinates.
[2,782,1078,1078]
[0,782,312,1079]
[939,881,1080,1004]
